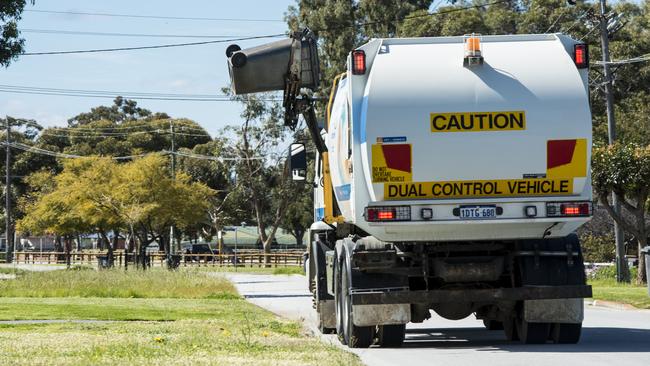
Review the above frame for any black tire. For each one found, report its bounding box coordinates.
[312,239,336,334]
[550,322,582,344]
[334,259,347,344]
[517,319,550,344]
[377,324,406,347]
[483,319,504,331]
[503,317,519,341]
[340,253,374,348]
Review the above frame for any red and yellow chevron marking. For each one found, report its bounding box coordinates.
[372,143,412,183]
[547,139,587,178]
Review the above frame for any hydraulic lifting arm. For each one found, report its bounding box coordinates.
[226,28,343,224]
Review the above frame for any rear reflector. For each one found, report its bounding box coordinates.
[546,201,592,217]
[365,206,411,222]
[574,44,588,69]
[352,50,366,75]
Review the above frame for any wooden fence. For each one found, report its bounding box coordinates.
[12,250,305,268]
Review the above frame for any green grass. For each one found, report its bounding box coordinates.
[0,268,358,365]
[182,266,305,275]
[589,279,650,309]
[0,318,359,365]
[272,267,305,275]
[0,268,238,299]
[0,267,28,276]
[0,298,247,321]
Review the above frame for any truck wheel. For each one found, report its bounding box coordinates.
[377,324,405,347]
[334,259,347,344]
[517,319,550,344]
[339,253,374,348]
[503,317,519,341]
[550,323,582,344]
[312,243,335,334]
[483,319,504,330]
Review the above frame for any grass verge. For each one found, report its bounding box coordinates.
[181,266,305,275]
[0,268,237,299]
[589,279,650,309]
[0,268,358,365]
[0,317,359,365]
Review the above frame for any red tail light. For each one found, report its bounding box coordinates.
[574,44,588,69]
[365,206,411,222]
[546,202,592,217]
[352,50,366,75]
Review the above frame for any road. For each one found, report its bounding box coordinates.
[228,273,650,366]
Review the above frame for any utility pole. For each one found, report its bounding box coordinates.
[168,121,176,268]
[170,120,176,180]
[4,117,12,263]
[598,0,628,282]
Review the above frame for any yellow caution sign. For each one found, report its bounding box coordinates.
[430,111,526,133]
[384,178,573,200]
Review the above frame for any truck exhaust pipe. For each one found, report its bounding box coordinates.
[226,30,320,95]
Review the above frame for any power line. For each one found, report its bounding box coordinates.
[0,84,228,99]
[39,129,211,138]
[24,9,284,23]
[21,29,258,39]
[323,0,512,32]
[48,124,208,132]
[544,8,569,33]
[3,141,260,161]
[22,1,510,56]
[21,34,286,56]
[0,88,282,102]
[0,89,240,101]
[593,53,650,66]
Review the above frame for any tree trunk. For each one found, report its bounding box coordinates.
[637,236,648,284]
[294,227,304,246]
[64,236,72,268]
[54,235,63,252]
[111,231,119,252]
[99,230,113,267]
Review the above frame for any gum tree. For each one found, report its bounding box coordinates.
[592,144,650,284]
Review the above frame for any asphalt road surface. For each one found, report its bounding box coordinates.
[228,273,650,366]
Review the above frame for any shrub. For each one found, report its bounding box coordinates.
[581,233,616,263]
[590,265,638,281]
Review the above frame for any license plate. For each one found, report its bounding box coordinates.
[459,206,497,219]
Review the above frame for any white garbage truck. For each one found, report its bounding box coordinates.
[226,30,593,348]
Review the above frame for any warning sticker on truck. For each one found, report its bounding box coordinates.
[430,111,526,133]
[384,178,573,200]
[372,143,412,183]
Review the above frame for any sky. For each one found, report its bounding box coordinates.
[1,0,294,135]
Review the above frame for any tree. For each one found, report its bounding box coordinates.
[17,155,215,268]
[67,97,169,126]
[281,184,312,246]
[592,144,650,284]
[0,117,57,227]
[358,0,432,38]
[0,0,33,67]
[223,90,296,260]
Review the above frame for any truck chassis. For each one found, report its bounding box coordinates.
[309,224,591,347]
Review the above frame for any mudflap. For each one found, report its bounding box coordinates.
[337,237,411,328]
[352,303,410,327]
[318,299,336,329]
[523,298,584,324]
